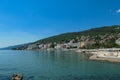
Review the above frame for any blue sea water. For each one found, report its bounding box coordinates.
[0,50,120,80]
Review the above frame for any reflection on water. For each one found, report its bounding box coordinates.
[0,50,120,80]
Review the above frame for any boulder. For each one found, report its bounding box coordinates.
[12,74,23,80]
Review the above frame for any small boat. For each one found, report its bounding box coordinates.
[12,74,23,80]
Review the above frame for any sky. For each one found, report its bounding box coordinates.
[0,0,120,48]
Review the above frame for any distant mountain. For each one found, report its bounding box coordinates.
[14,25,120,50]
[0,43,30,50]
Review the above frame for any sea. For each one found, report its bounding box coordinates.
[0,50,120,80]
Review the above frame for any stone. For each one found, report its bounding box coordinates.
[12,74,23,80]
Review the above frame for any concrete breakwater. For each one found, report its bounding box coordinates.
[77,48,120,62]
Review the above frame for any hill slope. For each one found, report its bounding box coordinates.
[14,25,120,50]
[0,43,30,50]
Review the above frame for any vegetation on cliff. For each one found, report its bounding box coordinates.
[14,25,120,50]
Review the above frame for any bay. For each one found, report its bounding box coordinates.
[0,50,120,80]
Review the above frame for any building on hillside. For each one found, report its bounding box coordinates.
[55,44,62,49]
[38,44,44,49]
[27,44,37,50]
[116,38,120,45]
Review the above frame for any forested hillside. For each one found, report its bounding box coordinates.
[14,25,120,50]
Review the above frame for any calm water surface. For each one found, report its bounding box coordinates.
[0,50,120,80]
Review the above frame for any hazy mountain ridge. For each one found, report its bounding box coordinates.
[0,43,30,50]
[13,25,120,50]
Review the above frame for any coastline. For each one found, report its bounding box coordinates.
[77,48,120,63]
[89,55,120,62]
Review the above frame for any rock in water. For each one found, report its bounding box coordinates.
[12,74,23,80]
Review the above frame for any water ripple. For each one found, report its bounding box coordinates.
[0,68,17,71]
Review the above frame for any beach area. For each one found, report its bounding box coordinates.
[77,48,120,62]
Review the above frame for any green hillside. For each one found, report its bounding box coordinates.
[35,25,120,44]
[14,25,120,50]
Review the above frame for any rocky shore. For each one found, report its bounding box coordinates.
[89,55,120,62]
[77,48,120,62]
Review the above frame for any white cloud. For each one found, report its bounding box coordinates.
[116,9,120,13]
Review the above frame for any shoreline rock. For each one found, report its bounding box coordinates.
[89,55,120,62]
[77,48,120,63]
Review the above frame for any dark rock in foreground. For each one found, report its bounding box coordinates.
[12,74,23,80]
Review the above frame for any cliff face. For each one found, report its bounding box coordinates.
[14,25,120,50]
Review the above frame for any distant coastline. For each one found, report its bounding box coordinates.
[13,25,120,50]
[3,25,120,63]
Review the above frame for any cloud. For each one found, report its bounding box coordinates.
[116,9,120,13]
